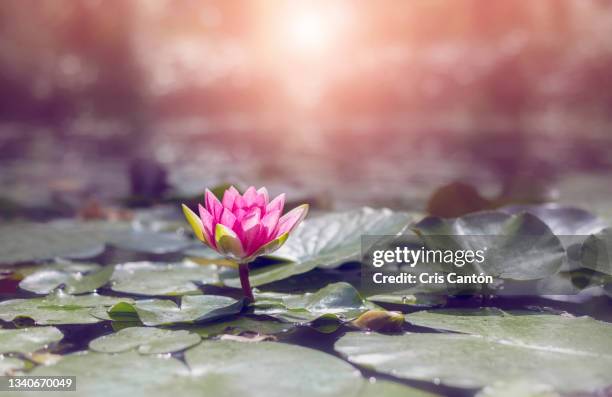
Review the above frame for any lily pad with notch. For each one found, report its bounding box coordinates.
[20,263,114,295]
[253,282,377,324]
[25,340,389,397]
[336,308,612,393]
[0,327,63,354]
[110,260,222,296]
[223,208,414,288]
[89,327,200,354]
[413,211,565,281]
[0,221,130,264]
[105,295,244,326]
[0,292,132,325]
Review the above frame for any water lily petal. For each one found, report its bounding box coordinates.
[267,193,285,214]
[182,204,205,242]
[205,189,223,220]
[197,204,215,247]
[222,186,240,210]
[243,232,290,262]
[215,224,245,259]
[243,224,264,255]
[243,186,258,207]
[241,207,261,232]
[256,187,269,206]
[261,209,281,239]
[277,204,309,236]
[234,208,247,223]
[220,208,237,230]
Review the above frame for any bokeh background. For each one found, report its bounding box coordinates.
[2,0,612,217]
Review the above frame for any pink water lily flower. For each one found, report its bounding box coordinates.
[182,186,308,301]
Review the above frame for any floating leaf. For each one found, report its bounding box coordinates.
[413,211,565,280]
[187,316,295,338]
[0,221,128,264]
[366,292,446,307]
[253,282,376,324]
[182,244,226,260]
[336,309,612,392]
[24,339,434,397]
[20,263,113,295]
[107,230,192,254]
[0,356,25,374]
[28,340,375,397]
[89,327,200,354]
[28,350,186,396]
[500,204,607,236]
[0,293,131,325]
[0,220,196,265]
[107,295,243,326]
[0,327,63,354]
[501,205,608,270]
[476,381,560,397]
[581,228,612,276]
[63,265,115,294]
[358,380,441,397]
[110,261,220,296]
[406,309,612,353]
[173,340,364,397]
[223,208,413,287]
[218,334,275,343]
[19,262,100,295]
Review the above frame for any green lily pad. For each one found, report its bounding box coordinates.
[413,211,565,280]
[0,356,25,374]
[20,263,114,295]
[581,228,612,276]
[0,221,129,264]
[500,204,607,236]
[19,264,98,294]
[110,261,220,296]
[0,327,63,354]
[27,350,186,396]
[27,340,376,397]
[172,340,364,397]
[224,208,413,287]
[407,309,612,354]
[476,381,560,397]
[187,316,295,338]
[336,309,612,392]
[107,295,243,326]
[89,327,201,354]
[107,230,192,254]
[0,220,196,265]
[366,292,446,307]
[253,282,376,324]
[182,245,225,259]
[358,380,441,397]
[23,339,434,397]
[0,292,131,325]
[502,205,608,272]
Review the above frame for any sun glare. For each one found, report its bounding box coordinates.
[281,4,349,56]
[289,12,329,53]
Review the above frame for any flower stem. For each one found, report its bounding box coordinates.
[238,262,254,302]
